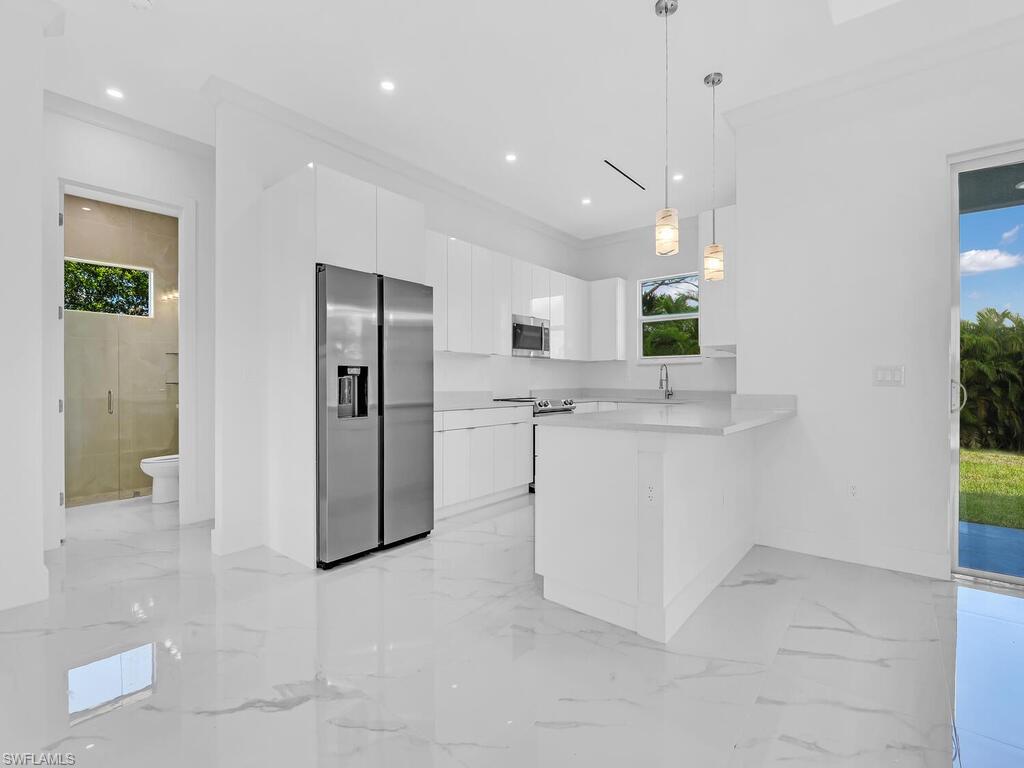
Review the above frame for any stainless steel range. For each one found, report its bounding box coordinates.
[492,396,576,492]
[492,396,577,416]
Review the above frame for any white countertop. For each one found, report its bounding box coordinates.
[535,400,795,436]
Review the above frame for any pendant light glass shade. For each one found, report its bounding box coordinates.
[704,242,724,281]
[655,208,679,256]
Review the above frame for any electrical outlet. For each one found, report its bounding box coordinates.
[849,483,858,498]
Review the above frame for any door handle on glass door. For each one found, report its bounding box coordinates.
[958,383,968,412]
[107,389,113,414]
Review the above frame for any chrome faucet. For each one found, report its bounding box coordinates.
[658,364,674,399]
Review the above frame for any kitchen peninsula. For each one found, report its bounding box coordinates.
[534,393,796,643]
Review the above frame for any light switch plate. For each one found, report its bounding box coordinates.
[873,365,905,387]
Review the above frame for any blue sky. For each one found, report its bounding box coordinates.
[960,204,1024,320]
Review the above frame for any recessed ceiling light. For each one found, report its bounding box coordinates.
[307,162,314,169]
[380,80,395,92]
[672,172,684,182]
[105,87,124,100]
[81,206,91,211]
[505,153,517,164]
[581,198,592,206]
[1017,181,1024,190]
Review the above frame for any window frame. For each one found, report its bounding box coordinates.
[637,271,702,363]
[63,257,155,319]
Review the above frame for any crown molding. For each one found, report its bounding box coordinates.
[44,91,215,162]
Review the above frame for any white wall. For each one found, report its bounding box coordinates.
[579,222,737,392]
[0,1,48,611]
[42,102,216,537]
[211,88,592,561]
[733,41,1024,579]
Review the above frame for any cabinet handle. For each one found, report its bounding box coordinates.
[107,390,113,415]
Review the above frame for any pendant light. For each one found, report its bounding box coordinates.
[654,0,679,257]
[703,72,725,280]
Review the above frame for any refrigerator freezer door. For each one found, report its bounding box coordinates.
[317,265,381,563]
[382,276,434,545]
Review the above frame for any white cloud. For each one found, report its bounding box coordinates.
[960,249,1024,274]
[1002,224,1021,245]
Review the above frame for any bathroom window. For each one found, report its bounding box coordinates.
[64,259,153,317]
[639,273,700,359]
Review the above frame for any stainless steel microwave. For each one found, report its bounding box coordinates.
[512,314,549,358]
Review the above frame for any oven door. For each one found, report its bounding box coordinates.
[512,316,550,358]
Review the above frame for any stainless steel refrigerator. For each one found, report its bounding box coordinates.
[316,264,433,567]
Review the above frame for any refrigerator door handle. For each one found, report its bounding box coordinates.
[338,374,353,418]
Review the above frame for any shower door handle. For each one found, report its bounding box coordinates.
[107,390,113,415]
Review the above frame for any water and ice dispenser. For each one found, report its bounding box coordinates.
[337,365,368,419]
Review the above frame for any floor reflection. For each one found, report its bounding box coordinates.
[69,643,154,724]
[954,584,1024,766]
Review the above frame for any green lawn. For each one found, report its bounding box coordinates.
[960,449,1024,530]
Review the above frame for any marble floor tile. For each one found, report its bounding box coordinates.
[0,495,1021,766]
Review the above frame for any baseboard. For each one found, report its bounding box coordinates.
[436,485,529,521]
[543,576,637,632]
[758,526,950,580]
[655,536,753,643]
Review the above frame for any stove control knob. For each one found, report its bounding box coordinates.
[565,399,574,406]
[538,400,549,408]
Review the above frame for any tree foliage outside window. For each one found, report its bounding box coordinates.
[640,273,699,358]
[961,307,1024,450]
[64,260,151,316]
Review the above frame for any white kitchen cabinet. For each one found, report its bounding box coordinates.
[565,275,589,361]
[589,277,626,361]
[377,187,426,284]
[469,427,495,499]
[514,421,533,487]
[470,245,494,355]
[492,424,515,492]
[511,258,532,317]
[531,265,551,322]
[315,166,377,274]
[426,230,447,351]
[492,251,512,356]
[433,431,443,509]
[698,204,737,351]
[445,238,473,353]
[549,271,566,360]
[442,429,470,506]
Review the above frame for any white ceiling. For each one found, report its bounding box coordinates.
[42,0,1024,239]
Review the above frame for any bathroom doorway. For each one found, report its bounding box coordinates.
[62,194,179,506]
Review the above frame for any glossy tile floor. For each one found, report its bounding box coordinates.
[0,496,1021,766]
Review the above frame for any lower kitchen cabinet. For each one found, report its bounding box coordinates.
[514,421,533,486]
[442,429,470,506]
[493,424,515,491]
[433,431,443,509]
[435,408,534,515]
[469,426,495,499]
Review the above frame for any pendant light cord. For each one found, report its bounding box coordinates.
[664,7,669,209]
[711,78,716,243]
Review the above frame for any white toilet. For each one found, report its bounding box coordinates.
[140,454,179,504]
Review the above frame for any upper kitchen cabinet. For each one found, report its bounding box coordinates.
[531,265,551,323]
[445,237,473,353]
[549,271,566,360]
[425,230,447,351]
[589,277,626,361]
[315,165,377,274]
[470,245,494,355]
[377,187,426,284]
[698,204,737,351]
[565,275,590,361]
[492,251,512,356]
[511,258,532,317]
